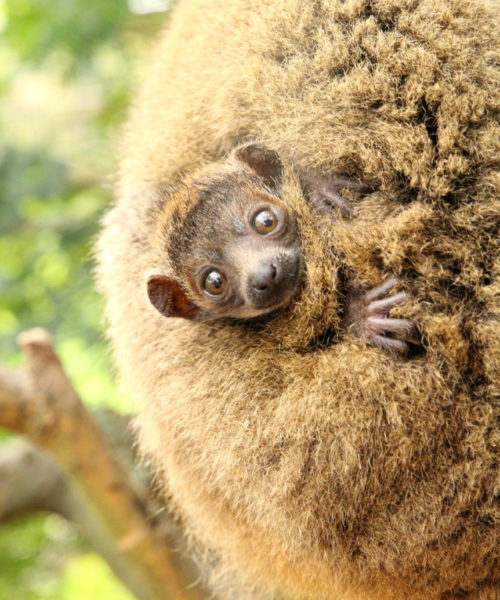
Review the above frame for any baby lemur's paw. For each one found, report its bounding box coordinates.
[301,171,372,218]
[347,277,416,356]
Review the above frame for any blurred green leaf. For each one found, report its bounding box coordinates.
[61,553,135,600]
[0,513,80,600]
[4,0,130,73]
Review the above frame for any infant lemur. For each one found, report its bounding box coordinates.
[148,143,415,355]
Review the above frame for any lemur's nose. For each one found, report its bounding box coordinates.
[251,262,278,292]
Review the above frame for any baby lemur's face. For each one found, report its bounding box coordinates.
[148,144,304,322]
[180,187,303,320]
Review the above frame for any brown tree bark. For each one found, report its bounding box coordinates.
[0,328,204,600]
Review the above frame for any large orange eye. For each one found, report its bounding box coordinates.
[203,270,227,296]
[253,209,278,235]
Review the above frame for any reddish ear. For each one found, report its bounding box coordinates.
[234,143,283,190]
[147,275,200,320]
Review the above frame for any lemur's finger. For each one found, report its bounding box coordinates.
[371,334,408,356]
[367,317,415,336]
[369,292,409,315]
[328,176,371,191]
[364,277,398,302]
[320,189,353,218]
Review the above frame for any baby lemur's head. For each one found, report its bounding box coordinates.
[148,144,304,321]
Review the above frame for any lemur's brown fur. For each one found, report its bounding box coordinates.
[96,1,499,598]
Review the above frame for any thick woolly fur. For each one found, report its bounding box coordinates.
[96,1,499,599]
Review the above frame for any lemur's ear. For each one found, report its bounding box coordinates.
[147,275,200,320]
[234,143,283,190]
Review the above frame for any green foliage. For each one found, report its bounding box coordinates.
[3,0,130,72]
[0,514,80,600]
[0,0,167,408]
[0,1,169,597]
[61,553,135,600]
[0,515,134,600]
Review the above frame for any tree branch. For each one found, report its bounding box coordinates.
[0,439,68,519]
[0,365,31,433]
[0,328,204,600]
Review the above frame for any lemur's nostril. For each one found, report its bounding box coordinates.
[252,262,277,292]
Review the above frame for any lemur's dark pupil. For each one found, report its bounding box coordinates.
[204,270,226,295]
[254,209,277,234]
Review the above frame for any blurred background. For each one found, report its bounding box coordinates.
[0,1,175,597]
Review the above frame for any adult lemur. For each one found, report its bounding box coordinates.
[97,1,499,598]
